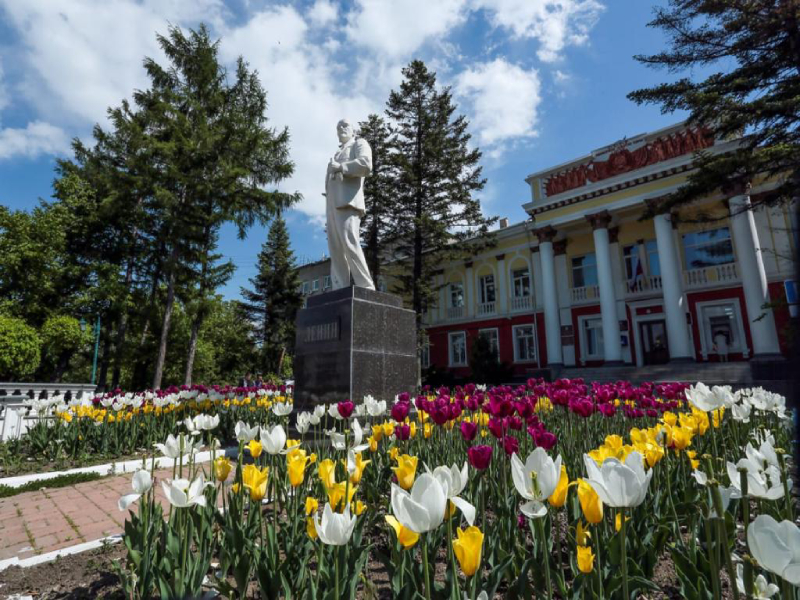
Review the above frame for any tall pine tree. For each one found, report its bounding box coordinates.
[385,61,495,376]
[239,214,303,376]
[628,0,800,215]
[357,114,395,282]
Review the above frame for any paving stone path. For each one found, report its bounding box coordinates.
[0,467,215,562]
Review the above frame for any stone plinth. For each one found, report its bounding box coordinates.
[293,286,417,406]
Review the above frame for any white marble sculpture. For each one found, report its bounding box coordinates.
[325,119,376,290]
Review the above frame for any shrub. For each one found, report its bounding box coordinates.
[0,315,41,380]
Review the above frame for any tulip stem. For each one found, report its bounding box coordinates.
[532,517,552,600]
[446,508,460,600]
[421,536,433,600]
[335,546,340,600]
[782,577,794,600]
[619,508,629,600]
[703,511,721,600]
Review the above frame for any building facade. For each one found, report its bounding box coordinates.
[297,121,797,381]
[422,122,796,379]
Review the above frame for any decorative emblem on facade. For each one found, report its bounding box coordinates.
[544,127,714,198]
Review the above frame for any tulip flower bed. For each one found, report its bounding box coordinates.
[0,384,291,474]
[95,378,797,600]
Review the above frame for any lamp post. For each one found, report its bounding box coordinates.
[81,316,102,386]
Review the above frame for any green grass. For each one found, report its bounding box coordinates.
[0,471,104,498]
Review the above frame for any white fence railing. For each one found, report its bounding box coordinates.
[626,275,663,295]
[510,295,532,312]
[447,306,465,320]
[684,263,739,289]
[477,301,496,316]
[571,285,600,304]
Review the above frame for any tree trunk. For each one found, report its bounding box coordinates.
[97,332,112,391]
[277,346,286,378]
[112,202,142,388]
[152,246,180,390]
[184,316,201,386]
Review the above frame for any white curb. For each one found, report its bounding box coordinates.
[0,535,122,573]
[0,447,239,489]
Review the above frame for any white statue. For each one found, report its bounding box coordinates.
[325,119,376,290]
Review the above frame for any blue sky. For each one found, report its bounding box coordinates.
[0,0,685,299]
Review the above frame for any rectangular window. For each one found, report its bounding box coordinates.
[478,328,499,359]
[582,317,604,359]
[302,281,310,295]
[448,331,467,366]
[623,241,661,280]
[420,339,431,368]
[479,275,496,304]
[323,275,331,290]
[682,228,734,270]
[513,325,536,362]
[312,279,319,292]
[512,268,531,297]
[571,254,598,288]
[449,283,464,308]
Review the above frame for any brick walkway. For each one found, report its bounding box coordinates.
[0,466,219,561]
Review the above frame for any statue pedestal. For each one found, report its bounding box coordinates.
[293,286,417,406]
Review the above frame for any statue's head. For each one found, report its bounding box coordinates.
[337,119,355,144]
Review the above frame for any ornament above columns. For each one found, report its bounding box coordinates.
[585,210,613,230]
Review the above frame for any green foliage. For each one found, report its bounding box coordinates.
[40,315,91,356]
[240,214,303,375]
[0,314,41,380]
[384,61,496,336]
[469,335,513,386]
[629,0,800,215]
[0,471,103,499]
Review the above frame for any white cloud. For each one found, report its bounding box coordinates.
[345,0,468,58]
[0,121,70,160]
[455,58,541,151]
[308,0,339,27]
[473,0,604,62]
[219,6,380,220]
[0,60,8,111]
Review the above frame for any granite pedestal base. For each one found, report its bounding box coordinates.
[293,286,417,406]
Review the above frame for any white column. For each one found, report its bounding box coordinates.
[538,232,563,366]
[465,264,475,317]
[729,192,781,356]
[496,255,508,314]
[590,218,623,363]
[653,213,694,360]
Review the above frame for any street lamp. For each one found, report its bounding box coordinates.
[80,316,102,386]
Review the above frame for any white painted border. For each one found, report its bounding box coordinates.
[0,534,122,573]
[0,446,238,489]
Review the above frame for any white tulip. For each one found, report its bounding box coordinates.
[272,402,293,417]
[194,413,220,431]
[736,563,779,598]
[364,396,386,417]
[155,434,197,459]
[118,470,152,511]
[686,382,727,413]
[511,448,562,519]
[747,515,800,586]
[328,404,343,420]
[183,417,201,436]
[583,451,652,508]
[296,412,311,435]
[391,473,447,534]
[731,402,752,423]
[260,424,288,455]
[746,440,779,470]
[727,459,784,500]
[313,504,357,546]
[311,405,325,424]
[428,462,476,525]
[162,474,209,508]
[235,421,260,443]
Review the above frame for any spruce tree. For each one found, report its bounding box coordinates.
[239,214,303,375]
[385,60,495,373]
[628,0,800,215]
[357,114,395,282]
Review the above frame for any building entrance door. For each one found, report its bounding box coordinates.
[640,320,670,365]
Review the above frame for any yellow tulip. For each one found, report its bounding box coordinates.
[309,453,317,465]
[287,439,301,451]
[662,411,677,427]
[388,446,399,461]
[453,526,484,577]
[711,407,724,428]
[409,422,417,438]
[576,521,591,546]
[604,434,624,450]
[213,457,232,482]
[393,454,418,491]
[423,423,432,439]
[349,452,371,485]
[287,451,309,487]
[615,513,631,532]
[672,426,693,451]
[446,500,457,519]
[382,422,394,437]
[548,465,569,508]
[577,479,603,524]
[577,545,595,574]
[305,496,319,515]
[241,464,269,501]
[327,482,357,511]
[371,424,383,442]
[318,458,337,490]
[307,517,318,540]
[354,500,367,515]
[686,450,700,470]
[368,436,378,452]
[247,439,263,459]
[385,515,419,549]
